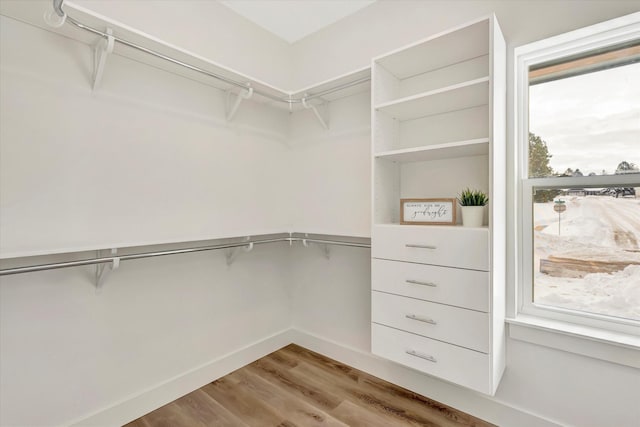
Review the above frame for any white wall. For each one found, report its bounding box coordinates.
[0,15,292,426]
[0,15,290,257]
[290,246,372,351]
[288,90,371,237]
[290,0,640,88]
[69,0,292,90]
[2,2,640,426]
[288,2,640,427]
[0,244,292,426]
[290,246,640,427]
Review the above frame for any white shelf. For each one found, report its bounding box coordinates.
[375,138,489,162]
[374,18,490,79]
[0,2,371,111]
[373,223,489,230]
[371,13,506,396]
[375,77,489,121]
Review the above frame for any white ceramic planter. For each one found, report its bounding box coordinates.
[461,206,484,227]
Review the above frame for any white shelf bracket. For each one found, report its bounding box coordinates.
[95,248,119,292]
[92,28,114,91]
[302,234,330,259]
[225,237,253,266]
[44,0,67,28]
[302,96,329,130]
[226,85,253,122]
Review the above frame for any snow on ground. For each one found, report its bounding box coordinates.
[533,195,640,321]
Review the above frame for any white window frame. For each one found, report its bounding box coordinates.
[513,13,640,345]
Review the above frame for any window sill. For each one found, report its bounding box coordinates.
[506,315,640,368]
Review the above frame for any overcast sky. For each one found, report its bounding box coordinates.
[529,62,639,175]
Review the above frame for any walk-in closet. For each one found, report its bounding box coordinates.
[1,1,638,426]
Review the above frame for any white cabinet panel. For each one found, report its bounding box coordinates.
[372,224,489,271]
[375,77,489,122]
[372,291,490,353]
[370,14,506,395]
[372,258,489,311]
[371,323,490,394]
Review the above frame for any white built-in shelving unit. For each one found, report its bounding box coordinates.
[370,15,506,395]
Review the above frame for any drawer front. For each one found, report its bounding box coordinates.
[372,225,489,271]
[371,323,490,394]
[372,258,489,312]
[372,291,489,353]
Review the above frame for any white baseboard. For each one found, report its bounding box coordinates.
[289,328,562,427]
[69,327,560,427]
[69,328,295,427]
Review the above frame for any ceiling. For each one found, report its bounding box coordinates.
[219,0,376,44]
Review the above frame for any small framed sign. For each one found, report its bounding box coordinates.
[401,198,456,225]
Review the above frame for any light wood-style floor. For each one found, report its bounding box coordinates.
[125,344,494,427]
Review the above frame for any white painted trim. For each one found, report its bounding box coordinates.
[289,328,562,427]
[68,328,295,427]
[507,317,640,368]
[512,11,640,344]
[64,327,565,427]
[513,11,640,59]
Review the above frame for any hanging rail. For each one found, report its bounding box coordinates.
[0,235,371,276]
[49,0,370,105]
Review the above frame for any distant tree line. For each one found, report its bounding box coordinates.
[528,132,638,202]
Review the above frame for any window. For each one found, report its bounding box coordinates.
[515,14,640,337]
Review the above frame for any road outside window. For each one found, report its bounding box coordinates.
[528,49,640,324]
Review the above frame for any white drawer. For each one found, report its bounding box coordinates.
[371,323,490,394]
[372,225,489,271]
[372,291,489,353]
[372,258,489,312]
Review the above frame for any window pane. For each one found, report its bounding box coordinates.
[528,56,640,178]
[532,186,640,321]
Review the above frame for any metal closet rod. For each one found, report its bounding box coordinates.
[52,0,370,104]
[0,236,371,276]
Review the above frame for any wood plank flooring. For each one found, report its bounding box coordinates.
[125,344,494,427]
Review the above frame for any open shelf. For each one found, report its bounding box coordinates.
[371,13,506,395]
[0,2,372,112]
[375,18,490,80]
[375,77,489,121]
[375,138,489,162]
[373,223,489,230]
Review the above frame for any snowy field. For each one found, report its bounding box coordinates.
[533,194,640,321]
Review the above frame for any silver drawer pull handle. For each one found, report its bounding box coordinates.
[405,244,436,249]
[405,279,437,287]
[405,314,437,325]
[406,349,437,363]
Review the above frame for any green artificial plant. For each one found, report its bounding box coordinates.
[458,188,489,206]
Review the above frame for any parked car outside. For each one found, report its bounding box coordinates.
[613,187,636,197]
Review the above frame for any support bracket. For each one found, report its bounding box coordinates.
[92,28,114,91]
[302,96,329,130]
[226,85,254,122]
[95,248,119,292]
[44,0,67,28]
[302,234,330,259]
[225,237,254,266]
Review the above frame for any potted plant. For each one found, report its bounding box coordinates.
[458,188,488,227]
